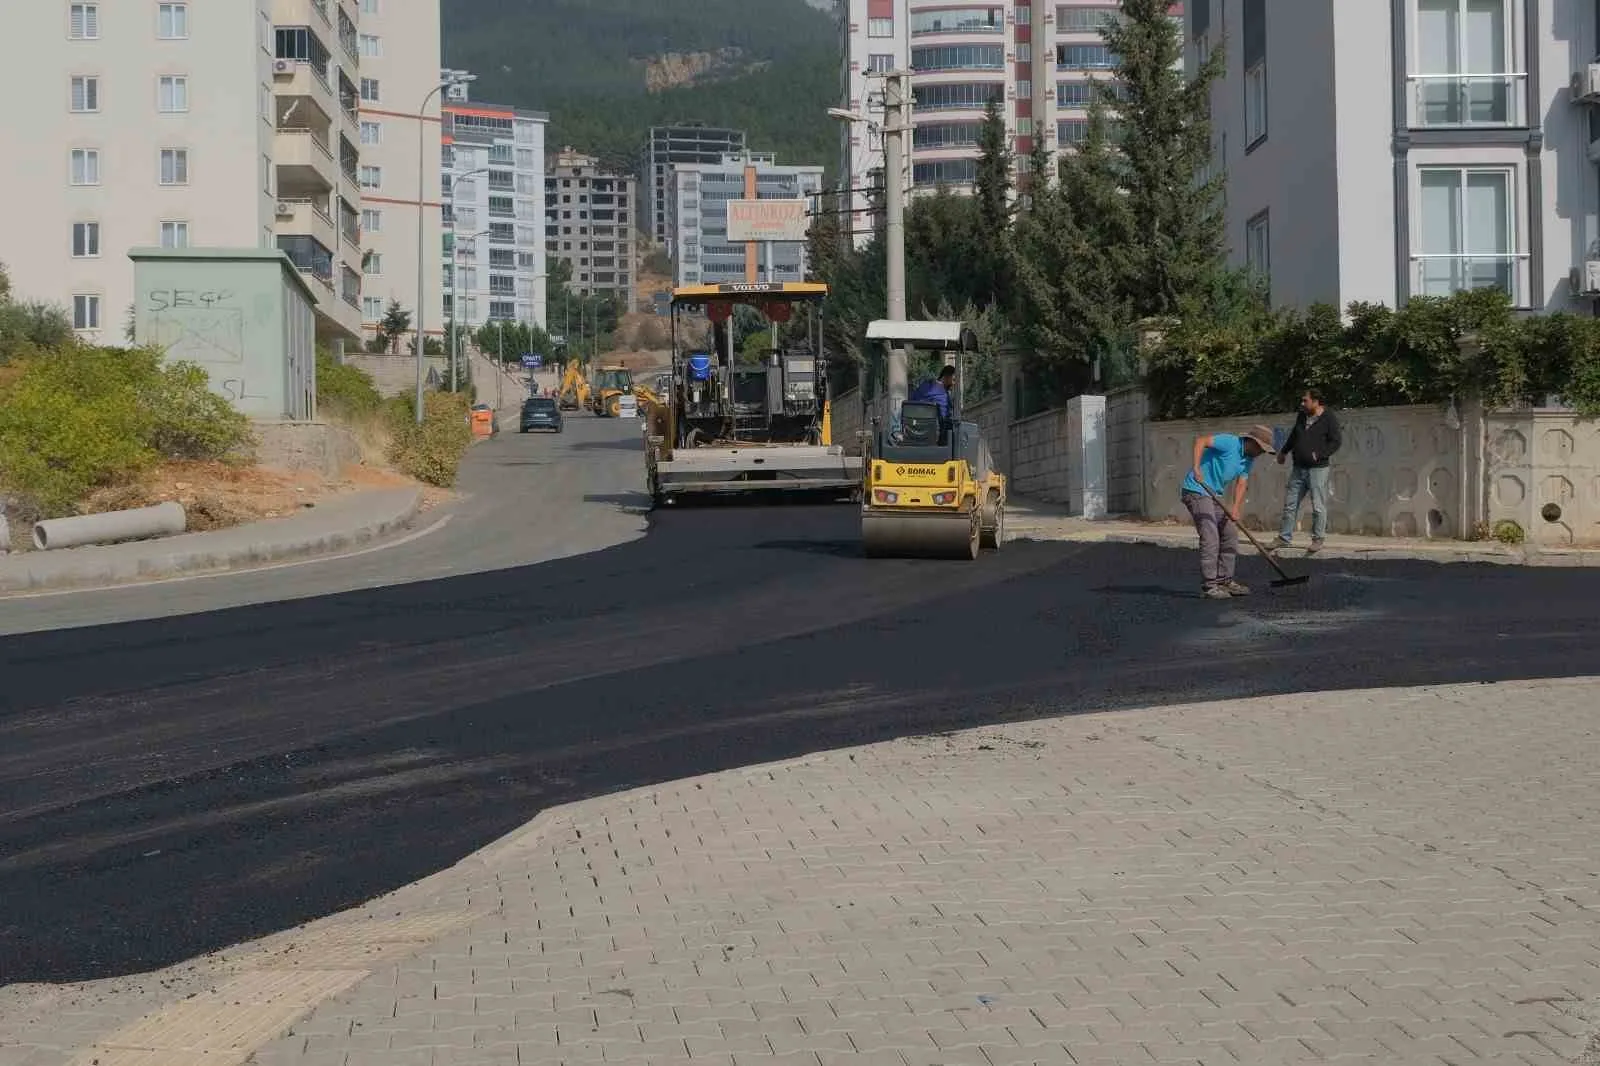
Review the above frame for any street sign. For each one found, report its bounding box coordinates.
[727,199,810,243]
[520,353,543,369]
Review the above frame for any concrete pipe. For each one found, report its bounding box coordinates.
[33,501,186,551]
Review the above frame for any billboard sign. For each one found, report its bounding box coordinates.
[520,353,543,369]
[726,199,810,243]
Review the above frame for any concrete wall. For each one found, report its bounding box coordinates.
[1143,405,1465,537]
[252,421,363,477]
[1106,387,1147,515]
[133,249,317,420]
[1009,408,1075,503]
[1482,412,1600,546]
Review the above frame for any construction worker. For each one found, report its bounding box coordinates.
[1181,425,1276,600]
[909,365,957,423]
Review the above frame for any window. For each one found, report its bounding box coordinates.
[360,165,382,188]
[70,148,100,185]
[489,300,516,320]
[360,120,382,144]
[262,153,272,194]
[516,148,535,168]
[361,0,379,12]
[911,45,1006,70]
[70,75,99,112]
[1245,210,1269,287]
[360,78,380,102]
[73,294,102,331]
[363,296,383,319]
[71,221,100,258]
[362,208,382,232]
[914,122,984,149]
[914,81,1005,110]
[158,3,188,39]
[160,221,190,248]
[360,34,381,57]
[1414,0,1513,126]
[1017,43,1032,63]
[869,17,894,36]
[1244,62,1267,146]
[158,75,189,113]
[868,53,895,73]
[69,4,99,39]
[159,148,189,184]
[364,253,382,275]
[1057,44,1114,68]
[1055,6,1122,32]
[1014,4,1030,23]
[910,8,1002,35]
[1416,166,1516,299]
[1016,79,1032,98]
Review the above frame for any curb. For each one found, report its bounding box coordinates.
[1001,523,1593,567]
[0,488,424,594]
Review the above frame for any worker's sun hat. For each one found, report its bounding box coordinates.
[1241,424,1277,453]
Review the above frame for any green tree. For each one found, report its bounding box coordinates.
[473,320,557,364]
[973,99,1015,306]
[377,300,412,355]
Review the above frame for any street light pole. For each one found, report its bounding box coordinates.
[415,74,474,424]
[881,70,911,423]
[445,168,490,395]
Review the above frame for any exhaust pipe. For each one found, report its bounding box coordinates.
[33,501,187,551]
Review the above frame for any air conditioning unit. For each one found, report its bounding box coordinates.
[273,59,292,75]
[1573,63,1600,103]
[1582,259,1600,294]
[275,201,295,216]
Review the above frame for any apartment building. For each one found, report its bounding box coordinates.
[440,93,548,334]
[641,124,747,249]
[0,0,370,345]
[353,0,444,339]
[545,148,637,301]
[668,153,825,288]
[839,2,1182,245]
[1194,0,1590,313]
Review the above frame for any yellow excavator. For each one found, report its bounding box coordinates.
[859,320,1006,560]
[556,362,590,411]
[590,364,633,417]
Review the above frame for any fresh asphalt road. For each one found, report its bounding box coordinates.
[3,418,1599,983]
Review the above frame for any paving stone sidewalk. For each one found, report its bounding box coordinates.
[1004,497,1600,567]
[4,678,1598,1066]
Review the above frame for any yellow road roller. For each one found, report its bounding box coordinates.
[861,400,1006,558]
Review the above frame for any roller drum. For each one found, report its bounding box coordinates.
[860,508,980,560]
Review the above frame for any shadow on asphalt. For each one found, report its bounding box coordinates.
[584,492,651,514]
[753,538,864,558]
[566,437,646,452]
[1093,584,1208,601]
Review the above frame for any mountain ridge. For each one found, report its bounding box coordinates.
[441,0,841,180]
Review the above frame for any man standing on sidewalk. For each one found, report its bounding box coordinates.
[1274,388,1342,555]
[1181,425,1276,600]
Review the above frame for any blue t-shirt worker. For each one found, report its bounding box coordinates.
[1181,425,1276,600]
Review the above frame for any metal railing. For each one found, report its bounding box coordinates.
[1409,72,1526,127]
[1411,252,1528,302]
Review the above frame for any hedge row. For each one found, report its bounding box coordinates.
[1145,289,1600,420]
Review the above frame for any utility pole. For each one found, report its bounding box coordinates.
[882,70,911,425]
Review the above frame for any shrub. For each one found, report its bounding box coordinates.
[316,348,383,420]
[0,345,250,517]
[384,390,472,487]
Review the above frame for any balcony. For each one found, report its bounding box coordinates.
[1408,73,1526,128]
[1411,253,1529,305]
[279,235,334,288]
[272,59,337,125]
[274,197,338,251]
[275,127,338,194]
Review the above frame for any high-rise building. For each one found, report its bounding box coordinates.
[1191,0,1583,314]
[838,1,1182,245]
[354,0,444,342]
[0,0,379,347]
[440,89,548,336]
[669,153,825,288]
[544,148,637,302]
[642,124,746,249]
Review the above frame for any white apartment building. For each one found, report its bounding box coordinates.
[0,0,370,346]
[354,0,444,341]
[669,153,825,288]
[441,95,548,334]
[641,125,746,250]
[544,148,637,301]
[839,1,1182,245]
[1194,0,1591,313]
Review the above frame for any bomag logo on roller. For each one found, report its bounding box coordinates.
[896,465,941,478]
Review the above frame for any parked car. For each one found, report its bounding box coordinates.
[520,395,563,433]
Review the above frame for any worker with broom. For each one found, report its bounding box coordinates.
[1181,425,1277,600]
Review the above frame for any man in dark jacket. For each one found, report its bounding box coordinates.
[1275,388,1341,554]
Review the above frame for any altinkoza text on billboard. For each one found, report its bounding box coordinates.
[726,199,811,243]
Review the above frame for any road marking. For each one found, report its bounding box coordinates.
[0,513,455,602]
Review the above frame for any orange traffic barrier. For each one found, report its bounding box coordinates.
[471,407,494,438]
